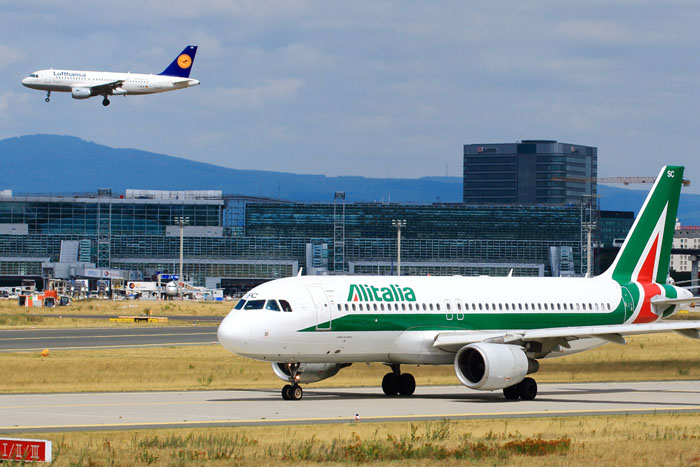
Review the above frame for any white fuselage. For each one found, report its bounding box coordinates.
[21,69,199,96]
[217,274,689,366]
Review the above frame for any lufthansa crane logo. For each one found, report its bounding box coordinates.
[177,54,192,69]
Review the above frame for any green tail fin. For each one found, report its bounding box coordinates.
[602,165,684,284]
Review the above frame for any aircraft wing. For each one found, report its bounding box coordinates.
[89,80,125,95]
[432,320,700,353]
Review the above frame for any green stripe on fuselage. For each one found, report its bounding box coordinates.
[300,304,626,332]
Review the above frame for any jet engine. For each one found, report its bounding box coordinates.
[272,362,350,384]
[454,343,538,391]
[71,87,93,99]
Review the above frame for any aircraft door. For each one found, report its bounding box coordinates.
[308,286,332,330]
[621,285,636,322]
[444,299,453,321]
[455,298,464,320]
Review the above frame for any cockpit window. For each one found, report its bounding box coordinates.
[29,74,39,78]
[243,299,265,310]
[279,300,293,312]
[234,299,246,310]
[265,300,281,311]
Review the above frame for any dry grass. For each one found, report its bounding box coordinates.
[9,413,700,465]
[1,332,700,394]
[0,299,231,329]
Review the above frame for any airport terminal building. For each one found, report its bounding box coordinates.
[0,188,585,294]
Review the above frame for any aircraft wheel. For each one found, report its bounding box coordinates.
[282,384,291,400]
[381,373,399,396]
[503,385,519,400]
[102,98,110,106]
[45,97,50,103]
[288,384,303,401]
[517,377,537,401]
[397,373,416,396]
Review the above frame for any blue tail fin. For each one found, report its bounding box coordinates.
[159,45,198,78]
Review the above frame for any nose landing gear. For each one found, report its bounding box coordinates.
[45,91,51,103]
[282,384,303,400]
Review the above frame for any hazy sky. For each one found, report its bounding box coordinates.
[3,1,700,190]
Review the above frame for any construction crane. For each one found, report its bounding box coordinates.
[552,176,691,186]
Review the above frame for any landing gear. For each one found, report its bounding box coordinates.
[280,363,304,400]
[381,364,416,396]
[502,377,538,401]
[102,96,110,106]
[282,383,303,401]
[45,91,51,103]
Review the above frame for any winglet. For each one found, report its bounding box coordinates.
[159,45,198,78]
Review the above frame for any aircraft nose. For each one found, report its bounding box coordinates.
[21,77,30,87]
[217,312,251,354]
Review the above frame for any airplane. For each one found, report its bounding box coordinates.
[21,45,199,106]
[218,165,700,401]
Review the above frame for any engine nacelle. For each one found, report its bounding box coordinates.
[71,87,93,99]
[454,343,537,390]
[272,362,350,384]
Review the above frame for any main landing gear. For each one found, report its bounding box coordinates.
[102,96,110,106]
[45,91,51,103]
[381,364,416,396]
[502,377,537,401]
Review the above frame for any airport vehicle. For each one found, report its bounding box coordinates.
[218,166,700,401]
[21,46,199,106]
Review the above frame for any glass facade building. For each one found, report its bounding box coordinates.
[463,140,597,205]
[0,189,585,289]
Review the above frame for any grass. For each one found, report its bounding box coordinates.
[7,414,700,465]
[1,332,700,394]
[0,299,231,329]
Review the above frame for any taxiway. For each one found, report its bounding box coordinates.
[1,380,699,433]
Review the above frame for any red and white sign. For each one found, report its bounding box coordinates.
[0,438,52,462]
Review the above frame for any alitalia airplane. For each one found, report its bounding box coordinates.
[218,165,700,401]
[21,45,199,106]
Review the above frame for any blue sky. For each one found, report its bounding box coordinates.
[2,1,700,190]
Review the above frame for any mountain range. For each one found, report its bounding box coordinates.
[2,134,700,224]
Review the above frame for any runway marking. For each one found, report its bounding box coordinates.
[0,341,219,352]
[3,406,700,431]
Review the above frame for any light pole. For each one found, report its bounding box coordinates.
[392,219,406,276]
[173,216,189,297]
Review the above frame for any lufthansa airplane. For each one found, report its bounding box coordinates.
[21,46,199,106]
[218,165,700,401]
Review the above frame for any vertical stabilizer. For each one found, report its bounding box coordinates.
[159,45,198,78]
[602,165,684,284]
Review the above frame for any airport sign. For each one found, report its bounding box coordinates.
[0,437,52,462]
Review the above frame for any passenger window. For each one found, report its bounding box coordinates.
[446,302,451,311]
[243,299,265,310]
[422,303,427,311]
[524,304,529,311]
[594,303,599,311]
[436,303,441,311]
[344,304,349,311]
[408,303,413,311]
[518,303,522,311]
[374,303,378,311]
[380,303,385,311]
[543,303,548,310]
[607,303,611,310]
[485,303,489,311]
[394,303,399,311]
[478,303,482,311]
[279,300,293,312]
[402,303,406,311]
[234,299,246,310]
[505,303,509,311]
[352,303,356,311]
[563,303,568,310]
[457,302,461,310]
[337,304,342,311]
[557,303,561,310]
[429,303,433,311]
[359,303,364,311]
[265,300,281,311]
